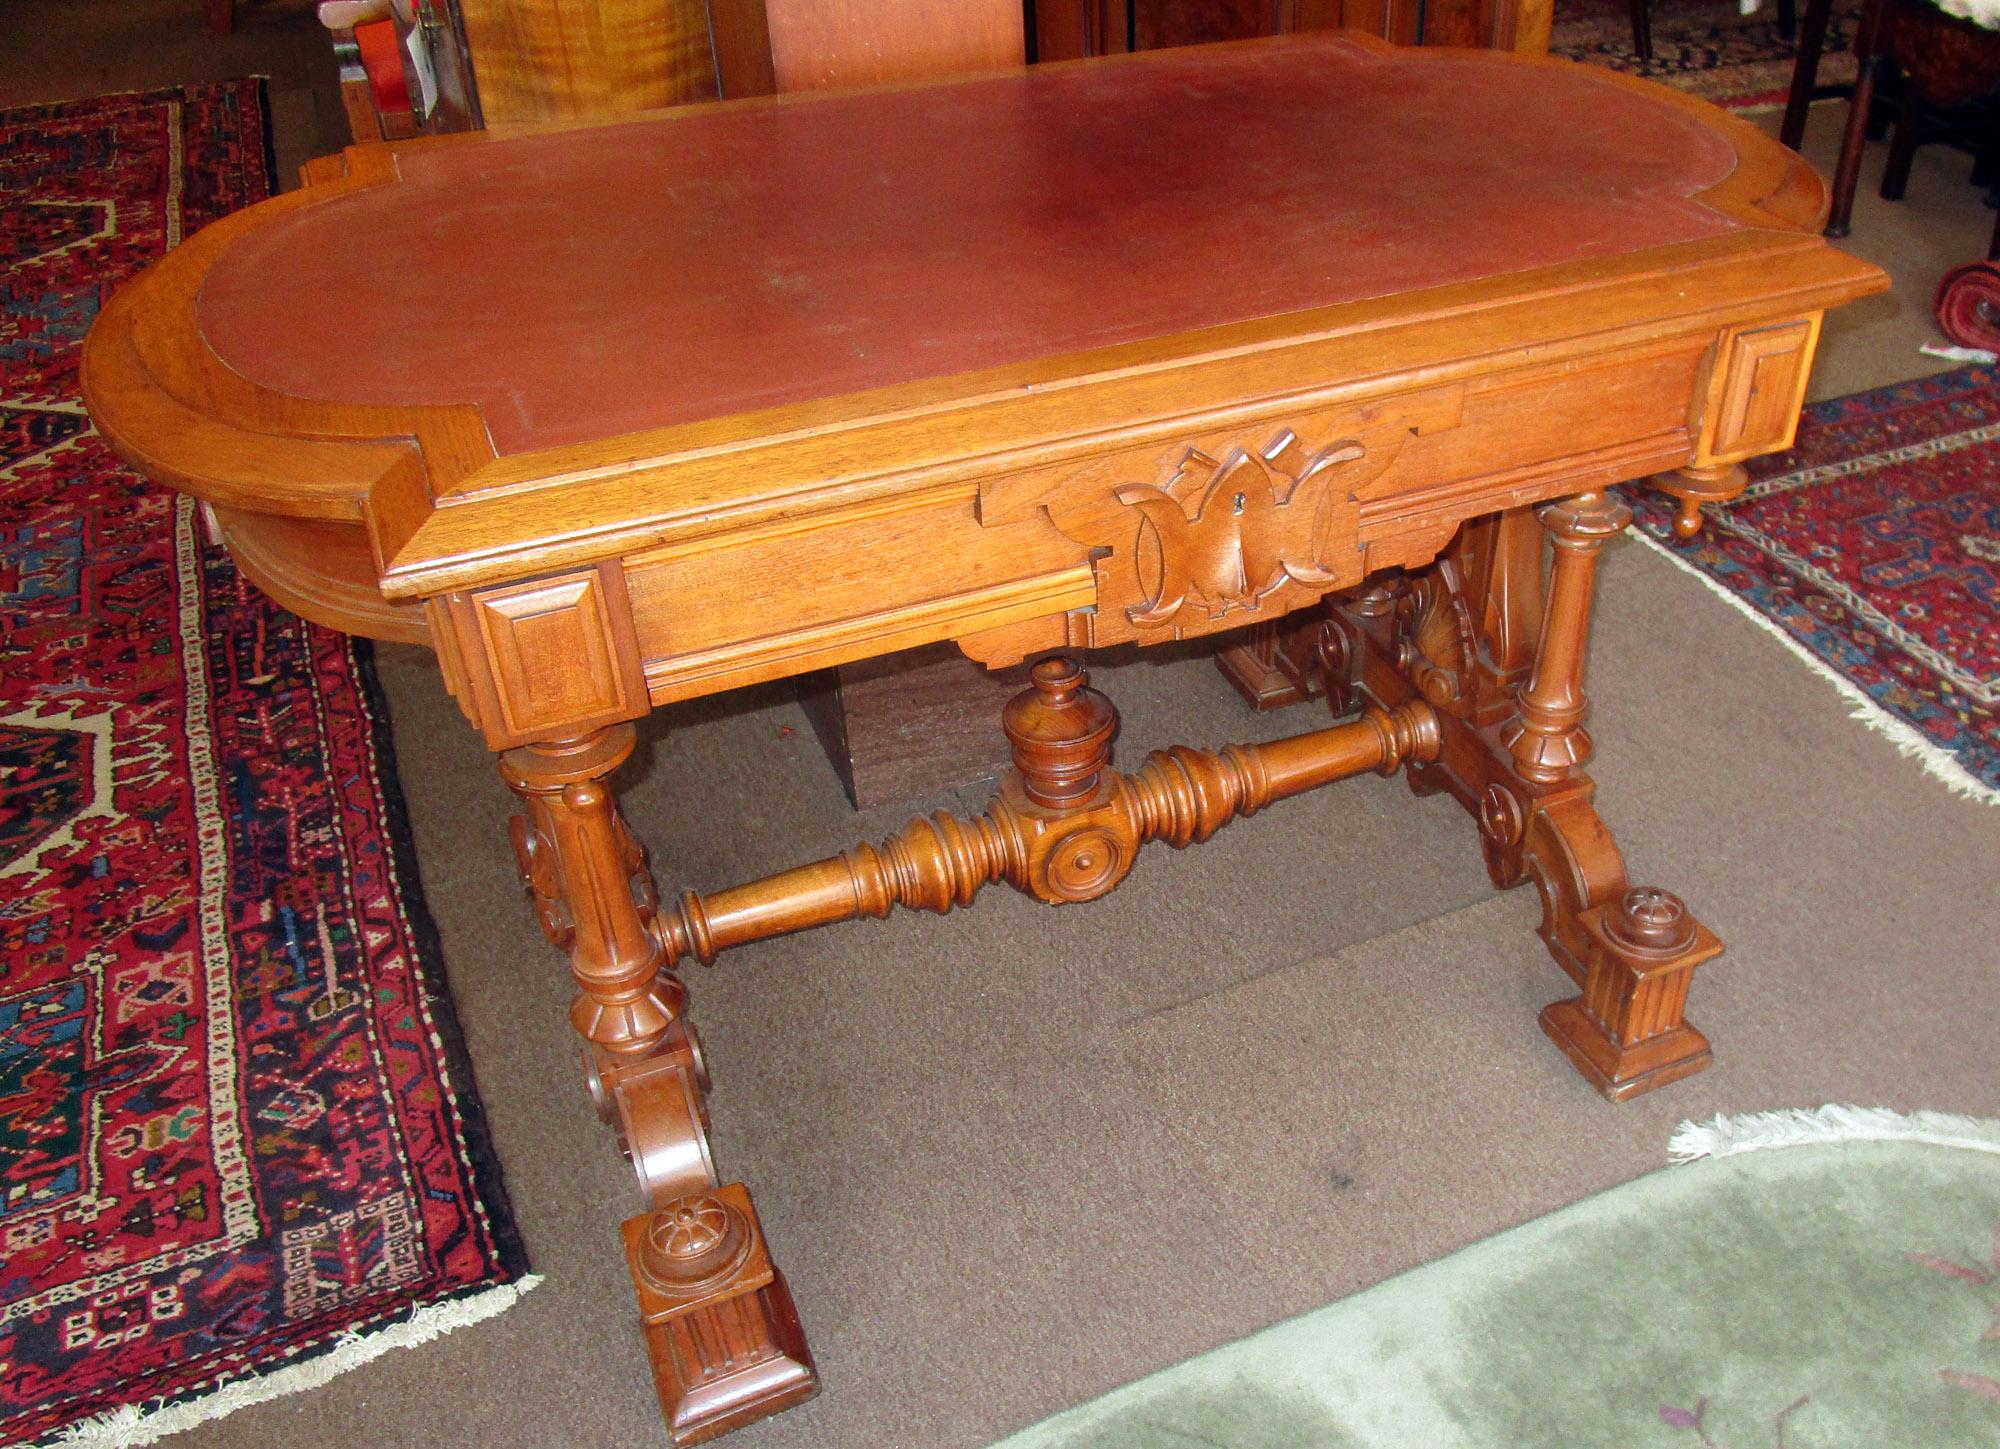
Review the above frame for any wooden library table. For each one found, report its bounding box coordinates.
[83,32,1885,1444]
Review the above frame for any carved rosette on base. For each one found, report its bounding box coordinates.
[623,1185,818,1446]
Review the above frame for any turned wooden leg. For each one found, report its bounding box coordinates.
[1501,491,1628,785]
[1655,461,1750,539]
[1880,81,1922,201]
[1503,494,1716,1097]
[501,726,817,1445]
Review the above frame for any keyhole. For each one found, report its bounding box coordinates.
[1233,492,1247,514]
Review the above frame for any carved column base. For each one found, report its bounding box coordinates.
[1538,887,1719,1101]
[623,1184,819,1446]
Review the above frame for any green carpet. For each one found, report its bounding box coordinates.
[994,1109,2000,1448]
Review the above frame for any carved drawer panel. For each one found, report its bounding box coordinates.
[621,496,1092,703]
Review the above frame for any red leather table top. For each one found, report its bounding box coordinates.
[196,35,1743,458]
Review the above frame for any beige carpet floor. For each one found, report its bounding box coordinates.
[8,6,1998,1445]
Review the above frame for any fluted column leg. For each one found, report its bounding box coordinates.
[1502,491,1629,784]
[499,725,817,1445]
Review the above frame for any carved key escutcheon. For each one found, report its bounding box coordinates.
[1115,429,1363,628]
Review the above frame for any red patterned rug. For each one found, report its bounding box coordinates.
[1552,0,1863,110]
[1627,365,2000,806]
[0,84,530,1445]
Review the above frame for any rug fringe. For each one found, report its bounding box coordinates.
[1670,1105,2000,1163]
[46,1275,542,1448]
[1631,529,2000,807]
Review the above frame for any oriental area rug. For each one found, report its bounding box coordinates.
[994,1107,2000,1448]
[1626,364,2000,806]
[0,84,530,1446]
[1552,0,1863,109]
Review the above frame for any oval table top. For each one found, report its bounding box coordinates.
[82,30,1882,607]
[195,34,1756,458]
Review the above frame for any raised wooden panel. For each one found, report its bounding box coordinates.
[453,563,647,746]
[1698,318,1821,464]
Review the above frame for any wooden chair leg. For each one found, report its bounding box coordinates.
[1630,0,1654,59]
[1781,0,1836,150]
[1880,81,1922,200]
[1777,0,1798,42]
[1827,53,1885,236]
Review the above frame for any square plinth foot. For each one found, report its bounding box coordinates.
[622,1183,819,1446]
[1215,638,1316,710]
[1540,998,1713,1102]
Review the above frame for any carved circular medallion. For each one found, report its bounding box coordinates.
[682,1020,712,1094]
[1477,784,1524,847]
[1044,826,1128,902]
[584,1048,620,1128]
[638,1193,752,1296]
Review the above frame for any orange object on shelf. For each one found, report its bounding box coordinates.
[354,17,411,115]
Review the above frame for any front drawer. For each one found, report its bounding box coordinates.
[972,334,1712,656]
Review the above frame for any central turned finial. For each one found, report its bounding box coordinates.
[1001,657,1119,810]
